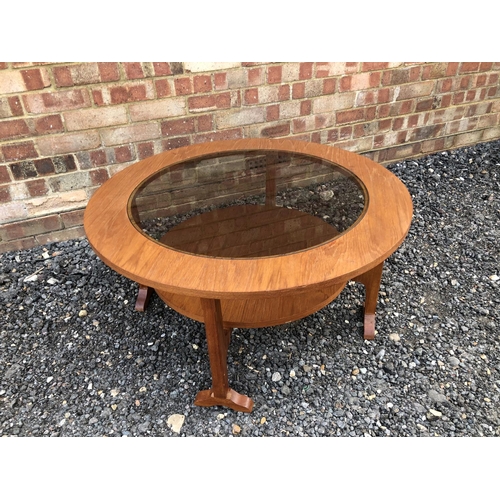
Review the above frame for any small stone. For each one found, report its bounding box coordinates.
[78,310,87,317]
[42,251,50,259]
[47,278,58,285]
[319,190,334,201]
[272,372,282,382]
[281,385,291,396]
[167,414,185,433]
[217,413,225,420]
[352,368,360,376]
[111,404,118,411]
[303,365,312,373]
[383,361,396,375]
[139,386,147,393]
[428,389,447,404]
[89,417,98,424]
[448,356,460,367]
[46,376,53,383]
[232,424,241,435]
[110,389,119,397]
[260,417,266,424]
[376,349,385,360]
[427,409,442,421]
[489,275,499,282]
[389,333,400,342]
[192,344,199,350]
[289,370,296,378]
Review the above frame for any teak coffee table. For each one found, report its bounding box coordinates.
[84,139,413,412]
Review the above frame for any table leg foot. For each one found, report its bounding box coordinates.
[355,262,384,341]
[194,388,254,413]
[364,313,376,340]
[135,284,152,312]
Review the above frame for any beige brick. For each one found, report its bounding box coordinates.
[396,81,435,100]
[330,136,373,152]
[35,226,86,245]
[258,86,280,104]
[279,101,301,119]
[216,108,266,129]
[37,131,101,155]
[312,92,356,113]
[129,98,185,122]
[281,63,300,82]
[23,89,92,114]
[0,236,37,253]
[483,126,500,140]
[101,123,161,146]
[0,201,28,224]
[453,130,484,147]
[64,106,128,131]
[184,62,240,73]
[25,190,87,219]
[9,182,29,201]
[71,63,100,84]
[304,80,323,98]
[0,70,26,94]
[227,69,248,88]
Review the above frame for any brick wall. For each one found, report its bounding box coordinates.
[1,61,499,253]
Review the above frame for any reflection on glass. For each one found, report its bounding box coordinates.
[129,150,366,258]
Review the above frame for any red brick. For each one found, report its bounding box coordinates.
[300,100,311,116]
[466,89,477,101]
[439,79,453,93]
[34,158,55,175]
[161,117,195,136]
[174,77,192,96]
[299,63,313,80]
[340,126,352,140]
[153,62,172,76]
[215,92,231,109]
[98,62,120,82]
[0,62,7,70]
[8,96,23,116]
[339,76,352,92]
[193,75,212,93]
[90,150,107,166]
[261,122,290,137]
[196,115,213,132]
[89,168,110,186]
[53,66,74,86]
[137,142,155,159]
[188,95,215,111]
[114,145,134,163]
[60,209,85,228]
[26,178,49,197]
[214,73,227,90]
[447,63,459,76]
[292,118,306,133]
[34,114,64,134]
[124,62,144,79]
[92,89,104,106]
[245,88,259,104]
[452,92,465,105]
[488,74,499,85]
[162,137,191,150]
[2,141,38,161]
[0,165,11,184]
[0,185,11,203]
[479,62,493,71]
[488,86,498,97]
[0,118,30,139]
[23,89,90,114]
[110,84,147,104]
[362,62,389,71]
[155,79,171,98]
[393,117,404,130]
[292,82,305,99]
[416,98,434,112]
[475,74,487,87]
[441,94,452,108]
[461,62,480,73]
[336,109,364,125]
[21,69,46,90]
[248,68,262,86]
[267,105,279,121]
[268,66,282,84]
[311,131,321,143]
[278,85,290,101]
[378,119,392,131]
[460,76,470,89]
[192,128,242,144]
[366,106,376,121]
[322,78,336,95]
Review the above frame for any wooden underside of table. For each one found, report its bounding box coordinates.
[155,282,346,329]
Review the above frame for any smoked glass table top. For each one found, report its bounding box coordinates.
[129,150,366,259]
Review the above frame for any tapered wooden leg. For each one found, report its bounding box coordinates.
[354,262,384,340]
[135,284,152,312]
[194,298,254,412]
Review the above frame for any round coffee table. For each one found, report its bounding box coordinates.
[84,138,413,412]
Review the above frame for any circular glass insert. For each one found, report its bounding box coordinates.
[129,150,366,259]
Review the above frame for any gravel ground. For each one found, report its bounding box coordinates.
[1,139,499,438]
